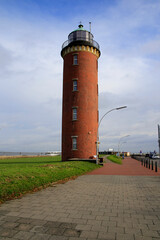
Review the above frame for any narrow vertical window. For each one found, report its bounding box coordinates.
[73,80,78,91]
[72,137,77,150]
[72,108,77,120]
[73,54,78,65]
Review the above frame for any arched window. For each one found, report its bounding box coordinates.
[73,80,78,91]
[73,54,78,65]
[72,137,77,150]
[72,108,77,120]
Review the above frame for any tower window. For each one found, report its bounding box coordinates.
[73,54,78,65]
[73,80,78,91]
[72,137,77,150]
[72,108,77,120]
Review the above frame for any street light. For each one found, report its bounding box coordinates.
[118,135,130,156]
[96,106,127,164]
[119,141,126,152]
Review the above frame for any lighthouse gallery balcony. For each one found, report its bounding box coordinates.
[61,24,100,51]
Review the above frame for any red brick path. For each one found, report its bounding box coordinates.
[88,157,160,176]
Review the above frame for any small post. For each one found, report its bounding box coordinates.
[149,159,150,169]
[141,159,143,165]
[144,160,146,167]
[155,162,158,172]
[146,159,148,168]
[89,22,91,33]
[151,161,154,170]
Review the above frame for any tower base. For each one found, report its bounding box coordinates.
[67,158,97,163]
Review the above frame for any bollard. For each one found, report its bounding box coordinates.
[146,159,148,168]
[141,159,143,165]
[144,160,145,167]
[151,161,154,170]
[155,162,158,172]
[149,159,150,169]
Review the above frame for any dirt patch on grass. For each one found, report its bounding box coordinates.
[39,164,56,168]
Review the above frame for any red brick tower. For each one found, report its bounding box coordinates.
[61,24,100,161]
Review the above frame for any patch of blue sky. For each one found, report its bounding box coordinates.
[135,26,159,39]
[110,24,159,50]
[0,0,118,21]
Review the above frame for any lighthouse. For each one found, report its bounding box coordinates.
[61,24,100,161]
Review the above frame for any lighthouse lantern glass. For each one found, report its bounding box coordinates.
[68,30,93,44]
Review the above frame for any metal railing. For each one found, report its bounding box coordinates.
[62,37,100,51]
[132,154,160,172]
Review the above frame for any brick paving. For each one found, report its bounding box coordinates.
[0,157,160,239]
[88,157,160,176]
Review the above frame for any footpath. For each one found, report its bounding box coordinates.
[88,157,160,176]
[0,157,160,240]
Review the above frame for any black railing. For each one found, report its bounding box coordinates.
[132,154,159,172]
[62,37,100,51]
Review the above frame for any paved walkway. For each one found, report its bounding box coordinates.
[88,157,160,176]
[0,158,160,240]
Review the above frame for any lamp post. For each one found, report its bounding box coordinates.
[158,124,160,155]
[119,141,126,153]
[118,135,130,156]
[96,106,127,164]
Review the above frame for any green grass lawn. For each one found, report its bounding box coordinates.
[99,154,106,158]
[0,156,100,203]
[107,155,122,164]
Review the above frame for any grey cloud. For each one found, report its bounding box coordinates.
[98,90,160,153]
[0,44,13,71]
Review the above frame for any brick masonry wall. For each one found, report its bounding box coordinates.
[62,49,99,161]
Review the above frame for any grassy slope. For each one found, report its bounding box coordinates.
[98,154,106,158]
[0,156,100,203]
[107,155,122,164]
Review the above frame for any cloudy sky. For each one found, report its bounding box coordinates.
[0,0,160,153]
